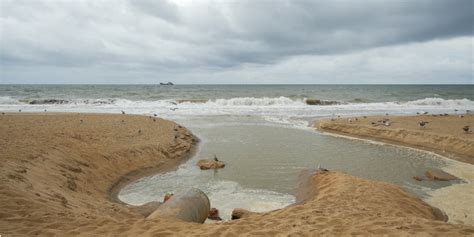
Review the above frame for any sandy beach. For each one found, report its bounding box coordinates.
[317,114,474,164]
[1,113,474,236]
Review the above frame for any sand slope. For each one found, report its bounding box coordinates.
[1,113,473,236]
[317,115,474,164]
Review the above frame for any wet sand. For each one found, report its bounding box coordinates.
[1,113,473,235]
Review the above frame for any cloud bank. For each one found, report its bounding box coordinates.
[0,0,472,84]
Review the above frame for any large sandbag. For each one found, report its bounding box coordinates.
[147,188,210,223]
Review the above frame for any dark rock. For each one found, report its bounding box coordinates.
[231,208,252,220]
[208,208,222,221]
[425,170,459,181]
[305,99,340,105]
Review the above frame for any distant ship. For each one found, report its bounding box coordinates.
[160,82,174,86]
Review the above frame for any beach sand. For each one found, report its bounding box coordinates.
[1,113,473,236]
[317,114,474,226]
[317,114,474,164]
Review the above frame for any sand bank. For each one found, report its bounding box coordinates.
[1,113,473,235]
[316,114,474,226]
[317,114,474,164]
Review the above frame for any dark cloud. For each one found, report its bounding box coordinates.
[0,0,472,83]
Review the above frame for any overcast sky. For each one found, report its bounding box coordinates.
[0,0,472,84]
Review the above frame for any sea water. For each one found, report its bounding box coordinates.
[1,85,473,220]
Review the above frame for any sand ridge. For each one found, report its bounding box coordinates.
[317,114,474,164]
[1,113,473,236]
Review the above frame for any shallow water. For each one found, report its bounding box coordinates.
[118,116,455,220]
[1,84,472,221]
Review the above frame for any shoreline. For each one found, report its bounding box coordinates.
[108,137,199,205]
[1,113,474,235]
[316,114,473,164]
[315,114,474,225]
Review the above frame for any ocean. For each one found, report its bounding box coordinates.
[1,84,473,220]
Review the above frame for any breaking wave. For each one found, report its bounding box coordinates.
[1,96,473,108]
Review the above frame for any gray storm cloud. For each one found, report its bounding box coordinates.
[0,0,472,83]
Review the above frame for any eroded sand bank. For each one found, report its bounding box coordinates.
[1,113,473,236]
[317,114,474,226]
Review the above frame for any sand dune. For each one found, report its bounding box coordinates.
[1,113,473,236]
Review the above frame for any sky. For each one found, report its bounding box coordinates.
[0,0,472,84]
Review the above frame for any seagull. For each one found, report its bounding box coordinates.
[153,113,158,117]
[317,164,329,172]
[121,111,125,115]
[18,109,22,112]
[463,126,470,133]
[214,155,219,162]
[419,121,429,129]
[44,109,47,112]
[384,121,392,126]
[170,107,178,111]
[423,111,429,115]
[170,102,178,105]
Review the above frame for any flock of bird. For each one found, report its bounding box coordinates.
[330,109,472,134]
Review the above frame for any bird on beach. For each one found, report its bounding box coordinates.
[214,154,219,162]
[121,110,125,115]
[153,113,158,117]
[419,121,429,129]
[459,115,464,118]
[416,112,420,115]
[1,112,4,115]
[170,107,178,111]
[348,118,353,123]
[423,111,429,115]
[462,126,470,133]
[317,163,329,172]
[18,109,22,112]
